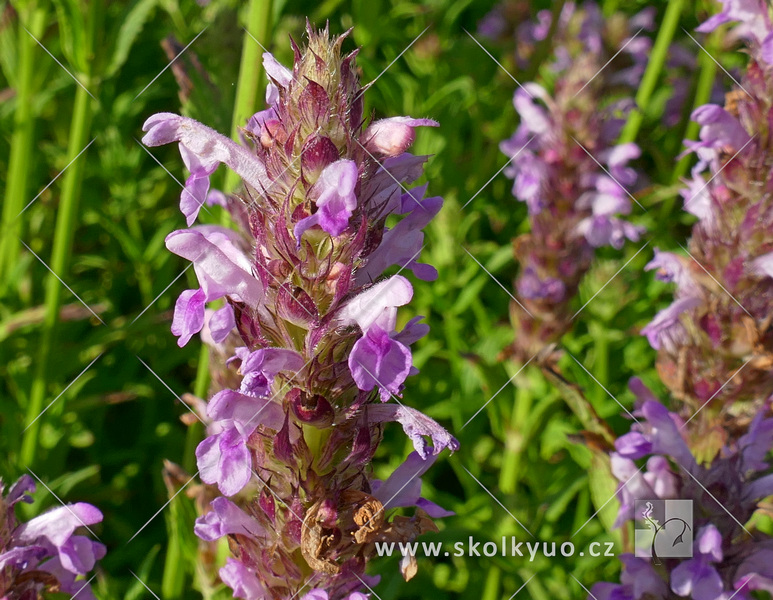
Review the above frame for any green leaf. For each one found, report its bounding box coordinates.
[52,0,86,73]
[105,0,159,78]
[124,544,162,600]
[543,367,617,447]
[587,450,623,539]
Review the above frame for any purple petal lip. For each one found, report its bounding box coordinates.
[141,113,271,197]
[295,160,359,240]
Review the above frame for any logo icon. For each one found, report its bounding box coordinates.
[634,499,693,561]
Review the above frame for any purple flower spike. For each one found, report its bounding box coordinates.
[154,25,451,598]
[497,2,646,361]
[592,8,773,600]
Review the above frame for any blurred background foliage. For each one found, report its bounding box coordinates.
[0,0,736,598]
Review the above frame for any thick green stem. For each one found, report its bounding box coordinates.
[482,565,501,600]
[223,0,274,194]
[500,367,532,494]
[0,6,47,288]
[618,0,686,144]
[20,5,97,466]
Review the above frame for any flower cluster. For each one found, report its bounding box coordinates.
[497,2,649,361]
[640,0,773,449]
[143,24,457,599]
[592,381,773,600]
[0,475,104,600]
[592,3,773,598]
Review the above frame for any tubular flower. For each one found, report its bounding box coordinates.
[0,476,105,600]
[143,24,457,599]
[497,2,649,361]
[640,1,773,449]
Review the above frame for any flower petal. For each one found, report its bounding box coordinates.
[15,503,103,548]
[171,289,206,347]
[368,404,459,458]
[219,558,266,600]
[195,497,265,541]
[349,326,412,401]
[206,389,285,432]
[338,275,413,332]
[142,113,270,193]
[166,227,263,307]
[295,160,359,240]
[208,303,236,343]
[196,428,253,496]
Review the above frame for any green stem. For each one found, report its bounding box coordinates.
[162,345,208,598]
[618,0,686,145]
[481,565,501,600]
[592,323,609,386]
[20,5,97,467]
[662,34,720,218]
[0,6,47,289]
[223,0,274,195]
[499,367,532,494]
[161,499,185,600]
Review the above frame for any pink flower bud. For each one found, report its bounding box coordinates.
[362,117,438,157]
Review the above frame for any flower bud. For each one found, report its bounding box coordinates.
[362,117,438,157]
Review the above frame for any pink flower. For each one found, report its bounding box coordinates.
[362,116,438,157]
